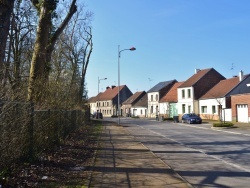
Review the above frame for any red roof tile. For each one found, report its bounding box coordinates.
[200,77,241,99]
[160,82,184,102]
[98,85,125,100]
[123,91,146,105]
[179,68,212,88]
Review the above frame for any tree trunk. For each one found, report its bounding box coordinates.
[27,4,51,101]
[0,0,15,81]
[28,0,77,102]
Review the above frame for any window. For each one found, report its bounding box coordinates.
[151,106,153,113]
[212,105,216,113]
[141,110,143,115]
[182,90,185,98]
[188,89,191,98]
[151,95,153,101]
[188,105,191,113]
[182,104,185,113]
[155,94,158,101]
[201,106,207,113]
[107,102,109,106]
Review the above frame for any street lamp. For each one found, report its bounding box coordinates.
[118,45,136,125]
[97,77,107,115]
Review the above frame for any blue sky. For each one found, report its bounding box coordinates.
[85,0,250,97]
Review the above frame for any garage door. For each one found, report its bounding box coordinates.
[237,104,248,123]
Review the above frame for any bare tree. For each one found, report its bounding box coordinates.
[28,0,77,102]
[0,0,15,82]
[50,3,93,104]
[3,1,35,95]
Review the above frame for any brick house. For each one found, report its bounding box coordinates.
[231,94,250,123]
[131,94,148,117]
[121,91,146,117]
[199,71,250,121]
[89,85,132,117]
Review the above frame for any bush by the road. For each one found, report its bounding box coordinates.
[213,122,234,127]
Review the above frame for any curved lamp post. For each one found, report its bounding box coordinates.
[97,77,107,114]
[118,45,136,125]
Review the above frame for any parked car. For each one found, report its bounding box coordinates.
[97,112,103,119]
[92,112,97,118]
[181,113,202,124]
[92,112,103,119]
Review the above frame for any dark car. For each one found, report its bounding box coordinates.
[97,112,103,119]
[181,113,202,124]
[92,112,103,119]
[92,112,97,118]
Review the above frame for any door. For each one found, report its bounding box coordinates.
[237,104,248,123]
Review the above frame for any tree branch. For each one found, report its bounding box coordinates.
[49,0,77,51]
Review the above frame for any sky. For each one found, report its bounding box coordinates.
[85,0,250,98]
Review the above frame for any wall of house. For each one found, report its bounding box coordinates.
[177,87,194,115]
[98,100,115,117]
[159,102,169,117]
[121,104,132,117]
[147,92,160,117]
[89,102,97,114]
[231,94,250,122]
[199,98,226,120]
[131,107,147,117]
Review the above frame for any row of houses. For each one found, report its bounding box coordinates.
[88,68,250,123]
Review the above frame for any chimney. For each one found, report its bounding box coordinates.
[106,86,110,90]
[111,85,116,89]
[239,70,243,81]
[195,69,200,74]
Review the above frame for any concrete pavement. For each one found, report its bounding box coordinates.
[87,121,193,188]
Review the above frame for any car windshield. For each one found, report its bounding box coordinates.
[188,114,197,117]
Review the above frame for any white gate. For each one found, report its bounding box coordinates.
[237,104,248,123]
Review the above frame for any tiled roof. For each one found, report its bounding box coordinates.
[133,94,148,107]
[88,96,96,103]
[122,91,146,105]
[148,80,176,93]
[88,92,102,103]
[179,68,212,88]
[160,82,184,102]
[98,85,125,100]
[200,76,241,99]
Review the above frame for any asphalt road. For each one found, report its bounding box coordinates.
[105,117,250,188]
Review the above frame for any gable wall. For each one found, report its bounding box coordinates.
[231,94,250,121]
[193,69,225,99]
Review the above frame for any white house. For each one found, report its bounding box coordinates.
[177,68,225,115]
[147,80,177,118]
[131,94,148,117]
[199,71,250,121]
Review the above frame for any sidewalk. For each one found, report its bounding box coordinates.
[87,122,193,188]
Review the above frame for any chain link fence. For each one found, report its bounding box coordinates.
[0,100,89,170]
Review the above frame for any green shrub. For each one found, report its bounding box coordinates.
[164,117,174,121]
[213,122,234,127]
